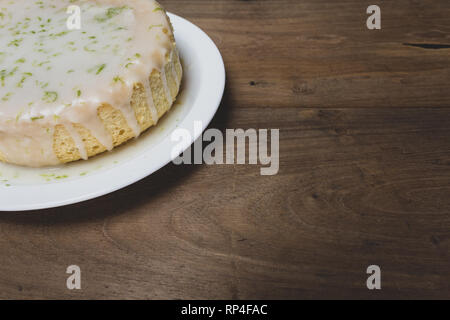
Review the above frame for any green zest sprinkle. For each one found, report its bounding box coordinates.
[87,63,106,74]
[83,45,96,52]
[113,76,124,83]
[148,24,162,30]
[17,72,32,88]
[42,91,58,103]
[95,6,130,22]
[8,38,23,47]
[96,64,106,74]
[1,92,13,101]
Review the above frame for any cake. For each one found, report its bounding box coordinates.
[0,0,182,167]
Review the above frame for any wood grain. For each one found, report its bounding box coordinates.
[0,0,450,299]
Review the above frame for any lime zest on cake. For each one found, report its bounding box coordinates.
[0,0,182,167]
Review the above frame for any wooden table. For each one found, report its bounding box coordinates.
[1,0,449,299]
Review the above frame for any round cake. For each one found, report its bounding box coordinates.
[0,0,182,167]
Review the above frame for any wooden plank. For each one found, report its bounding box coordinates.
[1,107,450,299]
[164,0,450,108]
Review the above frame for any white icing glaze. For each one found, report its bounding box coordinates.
[161,66,172,104]
[64,122,87,160]
[0,0,174,166]
[170,50,179,85]
[144,77,158,124]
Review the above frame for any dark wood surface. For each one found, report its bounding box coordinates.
[1,0,450,299]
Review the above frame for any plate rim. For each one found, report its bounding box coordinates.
[0,12,225,212]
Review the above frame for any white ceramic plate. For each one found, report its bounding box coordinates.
[0,13,225,212]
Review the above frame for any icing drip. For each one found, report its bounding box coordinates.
[64,122,87,160]
[161,67,173,104]
[144,77,158,124]
[121,100,141,138]
[62,102,114,150]
[170,50,179,86]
